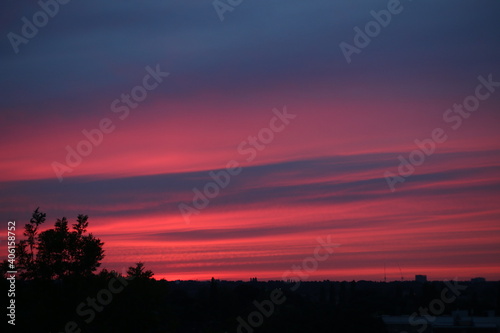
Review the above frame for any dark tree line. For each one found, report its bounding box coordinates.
[1,208,153,281]
[17,208,104,280]
[1,208,157,333]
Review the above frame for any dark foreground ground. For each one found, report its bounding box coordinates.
[3,276,500,333]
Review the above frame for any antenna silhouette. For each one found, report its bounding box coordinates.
[397,263,403,281]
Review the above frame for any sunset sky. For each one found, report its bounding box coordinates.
[1,0,499,281]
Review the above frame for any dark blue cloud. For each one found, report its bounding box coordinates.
[1,149,498,227]
[1,0,499,113]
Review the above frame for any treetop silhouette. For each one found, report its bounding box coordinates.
[16,208,105,280]
[127,262,154,280]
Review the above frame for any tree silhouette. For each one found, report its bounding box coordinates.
[0,259,9,279]
[126,262,154,280]
[15,207,46,278]
[16,208,104,280]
